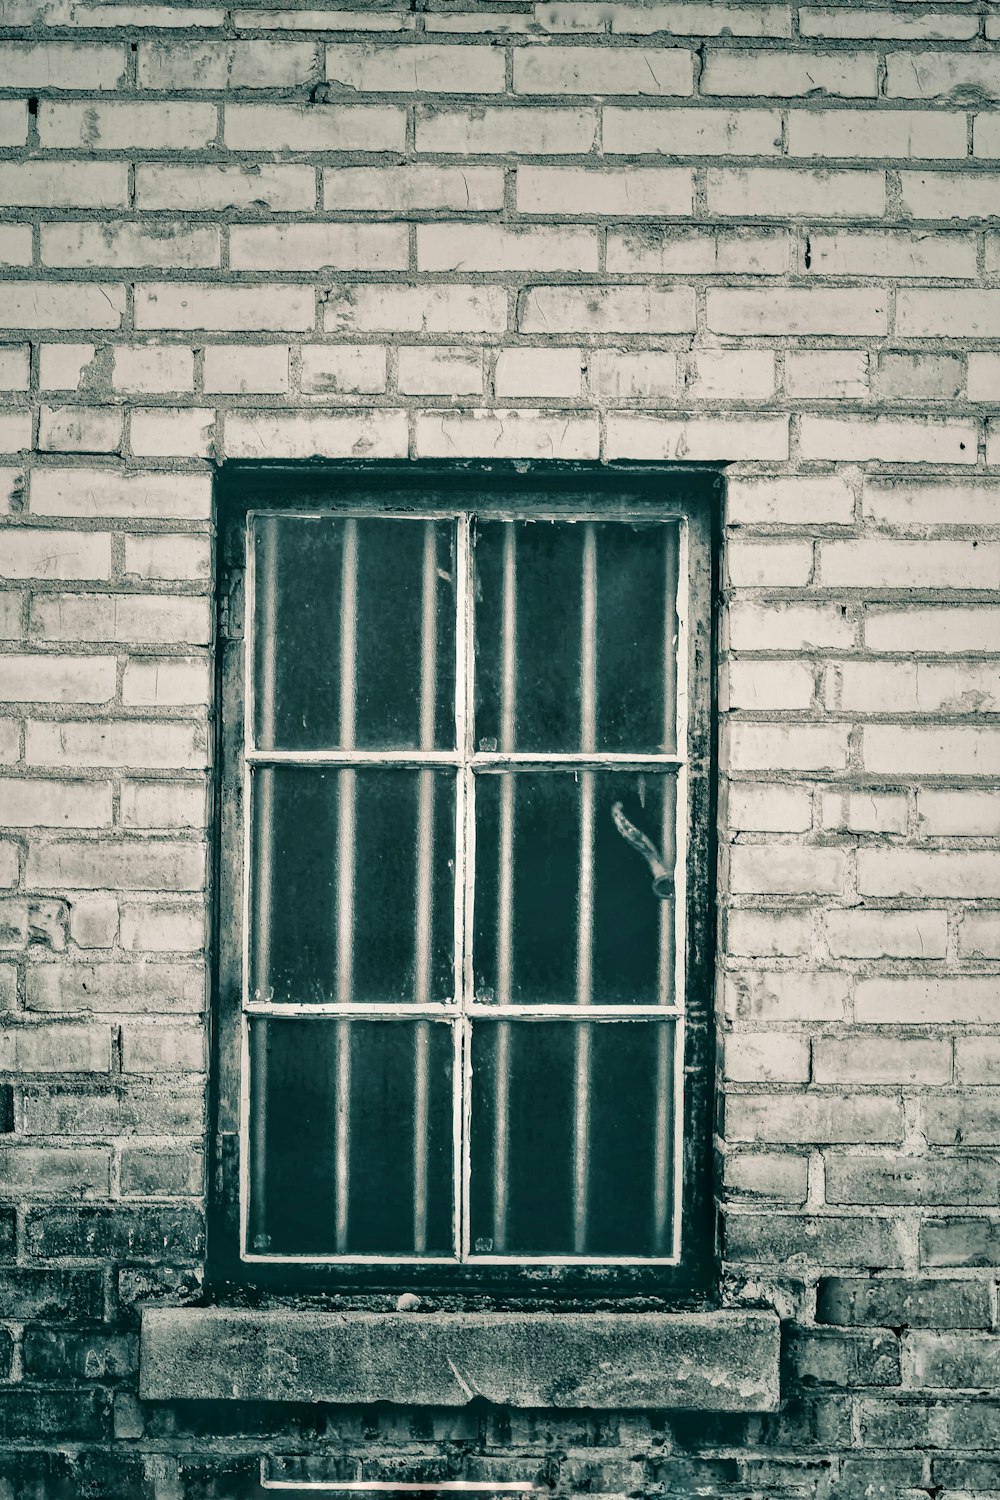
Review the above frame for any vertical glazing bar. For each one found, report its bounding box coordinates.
[334,518,359,1254]
[413,522,438,1253]
[653,526,680,1253]
[493,523,517,1252]
[573,523,597,1256]
[249,516,277,1251]
[457,515,473,1261]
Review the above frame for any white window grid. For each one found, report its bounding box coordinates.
[238,505,690,1267]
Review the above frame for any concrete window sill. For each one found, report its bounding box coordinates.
[139,1307,780,1412]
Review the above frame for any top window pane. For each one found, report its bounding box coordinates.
[253,515,457,752]
[473,520,679,755]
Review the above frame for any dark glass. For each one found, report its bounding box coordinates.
[474,520,678,754]
[470,1019,675,1256]
[253,515,456,751]
[250,767,455,1004]
[473,771,677,1004]
[249,1017,454,1256]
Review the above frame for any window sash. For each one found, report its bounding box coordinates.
[239,502,691,1267]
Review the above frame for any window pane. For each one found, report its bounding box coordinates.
[248,1017,454,1257]
[474,771,677,1005]
[470,1019,675,1257]
[253,515,456,751]
[251,767,456,1004]
[474,520,679,755]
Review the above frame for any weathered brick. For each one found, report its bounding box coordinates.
[325,284,506,334]
[608,414,788,461]
[415,410,599,461]
[225,409,407,460]
[397,347,482,397]
[121,1023,206,1073]
[418,224,599,273]
[325,163,502,211]
[787,108,966,159]
[40,99,217,150]
[608,227,790,274]
[26,961,204,1015]
[5,283,126,331]
[23,1329,136,1382]
[800,415,976,464]
[519,285,694,334]
[328,41,504,92]
[416,104,597,154]
[30,592,210,645]
[0,778,112,828]
[517,166,693,216]
[785,1326,900,1387]
[725,970,847,1023]
[726,658,814,709]
[806,229,976,279]
[30,468,211,520]
[818,1277,992,1330]
[604,105,780,155]
[0,1145,110,1195]
[122,656,210,707]
[0,654,115,703]
[859,849,1000,900]
[0,42,126,90]
[25,1204,205,1261]
[729,846,847,897]
[702,49,878,97]
[926,1094,1000,1147]
[225,102,404,151]
[886,52,1000,102]
[786,350,867,399]
[26,839,205,892]
[813,1036,951,1086]
[136,162,315,213]
[26,720,206,770]
[921,1219,1000,1269]
[827,1156,999,1208]
[136,283,314,332]
[42,221,220,269]
[139,39,318,89]
[0,1267,103,1320]
[0,1022,111,1073]
[230,223,407,271]
[708,168,885,219]
[514,45,692,95]
[726,1213,905,1269]
[899,171,1000,221]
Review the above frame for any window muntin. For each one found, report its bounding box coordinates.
[239,501,695,1268]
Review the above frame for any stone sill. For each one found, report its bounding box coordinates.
[139,1307,780,1411]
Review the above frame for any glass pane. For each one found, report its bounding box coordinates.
[474,771,676,1005]
[474,520,678,755]
[470,1019,675,1257]
[248,1018,454,1256]
[253,515,456,751]
[250,767,455,1004]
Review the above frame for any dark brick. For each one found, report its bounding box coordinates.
[858,1398,948,1448]
[0,1268,103,1320]
[0,1326,11,1380]
[23,1328,137,1382]
[115,1263,204,1324]
[817,1275,992,1329]
[180,1456,260,1500]
[784,1326,900,1388]
[22,1083,204,1137]
[933,1456,1000,1488]
[943,1399,1000,1449]
[0,1206,13,1262]
[0,1085,12,1134]
[648,1456,740,1490]
[725,1213,905,1270]
[840,1456,924,1492]
[920,1217,1000,1267]
[0,1390,111,1443]
[25,1205,205,1262]
[906,1331,1000,1389]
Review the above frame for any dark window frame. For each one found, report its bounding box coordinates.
[210,462,720,1304]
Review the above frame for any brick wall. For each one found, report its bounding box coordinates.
[1,0,999,1494]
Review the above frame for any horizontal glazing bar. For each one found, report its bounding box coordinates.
[246,749,462,767]
[472,753,685,768]
[244,1251,680,1267]
[244,1003,682,1020]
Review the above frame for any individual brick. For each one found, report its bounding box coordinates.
[26,840,205,892]
[804,230,976,279]
[725,909,812,960]
[39,99,218,150]
[886,52,1000,102]
[22,1329,136,1382]
[42,222,220,270]
[327,42,504,92]
[516,166,694,216]
[5,283,125,331]
[0,779,112,828]
[729,846,847,897]
[726,1093,903,1146]
[787,108,966,158]
[135,162,315,212]
[859,849,1000,899]
[607,414,788,461]
[784,1326,901,1387]
[38,406,122,455]
[30,593,210,645]
[324,165,503,211]
[416,104,597,154]
[957,1038,1000,1085]
[603,106,780,155]
[203,344,289,395]
[899,171,1000,220]
[119,902,205,954]
[300,346,386,396]
[898,290,1000,339]
[856,978,1000,1025]
[0,347,29,392]
[607,227,791,275]
[727,722,849,773]
[820,539,999,590]
[0,42,126,90]
[865,605,1000,654]
[786,351,868,399]
[0,225,31,266]
[519,285,694,334]
[724,1032,810,1083]
[513,45,693,95]
[959,912,1000,959]
[927,1095,1000,1147]
[608,3,792,35]
[863,726,1000,777]
[725,1213,905,1269]
[724,970,847,1023]
[799,416,976,464]
[813,1037,951,1086]
[112,346,195,395]
[230,223,407,271]
[920,790,1000,838]
[0,1268,103,1320]
[878,352,963,402]
[725,1151,808,1203]
[0,655,115,703]
[817,1277,992,1330]
[970,354,1000,402]
[728,600,854,650]
[0,1145,110,1195]
[0,1023,111,1073]
[415,410,599,460]
[0,100,27,147]
[417,224,599,272]
[727,474,855,526]
[824,910,947,960]
[122,657,210,707]
[30,469,211,520]
[920,1219,1000,1269]
[0,530,112,582]
[0,162,127,209]
[225,409,407,460]
[702,49,878,97]
[827,1156,1000,1208]
[225,102,405,151]
[38,345,99,395]
[120,782,206,830]
[800,8,977,40]
[325,284,506,334]
[26,720,207,771]
[130,407,215,459]
[397,347,482,397]
[708,167,885,217]
[26,961,204,1015]
[589,350,677,399]
[135,284,314,332]
[67,895,118,950]
[139,39,318,89]
[495,348,583,399]
[708,288,887,335]
[121,1025,206,1073]
[24,1204,205,1260]
[726,657,815,709]
[123,536,210,583]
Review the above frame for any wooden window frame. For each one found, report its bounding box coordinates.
[210,462,720,1302]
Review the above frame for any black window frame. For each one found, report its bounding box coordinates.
[210,461,720,1305]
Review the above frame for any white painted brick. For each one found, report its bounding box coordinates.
[859,850,1000,900]
[726,538,811,587]
[516,166,693,216]
[886,52,1000,102]
[121,781,206,830]
[122,657,211,707]
[325,284,506,335]
[606,414,789,461]
[959,913,1000,960]
[820,540,999,591]
[203,345,289,395]
[603,106,780,155]
[136,284,314,332]
[708,167,885,218]
[42,222,220,270]
[726,659,815,711]
[0,347,29,393]
[799,416,976,464]
[124,536,210,583]
[136,163,315,213]
[5,283,125,331]
[397,347,482,397]
[820,789,907,835]
[112,346,195,396]
[415,409,599,460]
[590,350,677,399]
[899,172,1000,221]
[0,100,27,147]
[702,49,878,97]
[324,165,503,211]
[120,901,205,954]
[0,42,126,90]
[866,606,1000,655]
[918,789,1000,838]
[0,530,112,582]
[727,475,855,527]
[878,353,963,402]
[864,725,1000,778]
[898,291,1000,339]
[725,1032,809,1084]
[30,469,211,521]
[683,350,775,400]
[725,971,848,1024]
[225,102,404,151]
[224,409,407,460]
[975,115,1000,159]
[327,42,504,92]
[514,46,692,95]
[38,344,96,392]
[824,910,947,960]
[800,8,977,39]
[786,351,868,399]
[864,478,1000,528]
[787,108,966,160]
[805,230,976,279]
[0,778,112,828]
[726,910,812,960]
[417,224,598,273]
[0,655,116,704]
[727,722,849,773]
[0,161,126,209]
[519,286,694,334]
[608,228,790,275]
[40,99,217,150]
[416,104,597,154]
[68,896,118,951]
[728,601,854,652]
[969,355,1000,403]
[130,407,215,460]
[730,845,847,896]
[26,720,207,772]
[30,593,210,645]
[39,406,122,455]
[230,223,407,272]
[495,348,583,399]
[727,783,813,833]
[709,289,886,336]
[300,346,387,397]
[608,3,792,36]
[139,39,318,89]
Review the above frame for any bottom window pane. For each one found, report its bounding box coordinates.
[248,1018,454,1257]
[470,1020,676,1259]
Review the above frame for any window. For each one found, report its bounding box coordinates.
[213,467,717,1295]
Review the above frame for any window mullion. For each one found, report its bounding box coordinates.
[413,521,440,1255]
[457,513,474,1263]
[573,522,598,1256]
[333,517,359,1255]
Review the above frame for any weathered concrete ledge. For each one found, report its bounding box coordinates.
[140,1308,780,1411]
